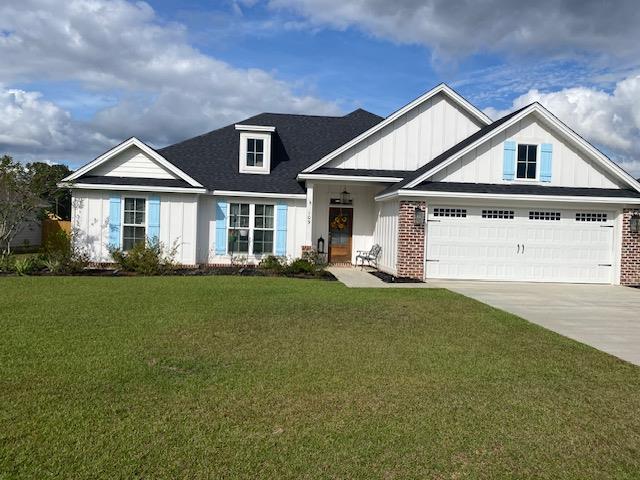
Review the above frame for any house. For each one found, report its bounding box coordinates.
[61,84,640,285]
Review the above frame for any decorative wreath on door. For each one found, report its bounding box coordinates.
[330,214,348,231]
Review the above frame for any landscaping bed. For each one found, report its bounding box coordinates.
[369,269,424,283]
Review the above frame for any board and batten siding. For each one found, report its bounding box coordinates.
[373,200,399,274]
[325,92,484,171]
[71,189,198,264]
[197,196,307,264]
[92,146,178,179]
[430,114,625,188]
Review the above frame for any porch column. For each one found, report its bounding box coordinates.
[621,209,640,285]
[396,200,426,279]
[304,182,314,251]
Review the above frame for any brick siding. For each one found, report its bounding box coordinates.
[396,201,426,279]
[621,209,640,286]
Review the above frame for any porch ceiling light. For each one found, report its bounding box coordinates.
[414,207,425,226]
[631,212,640,234]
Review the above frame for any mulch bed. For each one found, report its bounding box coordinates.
[369,270,423,284]
[0,266,337,281]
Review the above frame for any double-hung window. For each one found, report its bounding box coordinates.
[516,144,538,180]
[227,203,275,255]
[123,197,146,251]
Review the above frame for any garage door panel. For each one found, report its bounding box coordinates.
[426,206,615,284]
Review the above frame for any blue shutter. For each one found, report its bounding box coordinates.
[503,140,516,180]
[540,143,553,182]
[108,194,121,248]
[215,200,228,255]
[275,203,288,256]
[147,195,160,243]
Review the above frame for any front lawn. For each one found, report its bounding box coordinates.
[1,277,639,479]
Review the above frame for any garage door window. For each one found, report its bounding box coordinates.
[433,208,466,218]
[576,212,608,222]
[482,210,514,219]
[529,211,560,221]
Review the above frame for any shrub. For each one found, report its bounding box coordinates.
[0,254,15,273]
[42,230,89,274]
[285,258,316,275]
[14,256,42,276]
[301,248,327,268]
[108,239,177,275]
[258,255,286,273]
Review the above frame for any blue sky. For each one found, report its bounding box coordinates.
[1,0,640,175]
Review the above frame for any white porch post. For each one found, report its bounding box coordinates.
[305,181,314,246]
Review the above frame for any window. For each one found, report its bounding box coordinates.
[517,144,537,180]
[433,208,467,218]
[576,212,608,222]
[238,131,272,174]
[529,211,560,221]
[253,204,274,254]
[228,203,250,254]
[123,197,146,250]
[227,203,275,255]
[482,210,514,219]
[246,138,264,167]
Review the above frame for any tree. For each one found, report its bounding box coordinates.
[0,156,72,254]
[28,162,72,219]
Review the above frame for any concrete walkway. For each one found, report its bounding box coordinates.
[328,267,640,366]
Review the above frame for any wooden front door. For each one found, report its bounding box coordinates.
[328,207,353,263]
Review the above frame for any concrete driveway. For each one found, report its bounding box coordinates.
[430,281,640,366]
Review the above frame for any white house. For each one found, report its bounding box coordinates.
[62,84,640,285]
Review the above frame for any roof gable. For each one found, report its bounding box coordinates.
[378,103,640,198]
[63,137,203,188]
[302,83,492,174]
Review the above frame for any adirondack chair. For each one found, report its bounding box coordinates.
[355,244,382,269]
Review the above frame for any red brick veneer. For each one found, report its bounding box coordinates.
[621,209,640,285]
[396,201,426,279]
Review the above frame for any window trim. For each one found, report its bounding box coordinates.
[515,143,539,181]
[239,131,271,174]
[121,195,148,251]
[226,202,275,256]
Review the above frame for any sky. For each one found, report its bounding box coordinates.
[1,0,640,176]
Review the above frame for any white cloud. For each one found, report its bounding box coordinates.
[0,0,340,165]
[484,76,640,177]
[268,0,640,62]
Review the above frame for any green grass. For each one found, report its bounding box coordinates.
[1,277,640,479]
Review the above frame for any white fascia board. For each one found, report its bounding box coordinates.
[212,190,306,199]
[62,137,204,188]
[297,173,403,182]
[64,183,206,194]
[301,83,491,174]
[375,188,640,204]
[405,103,640,193]
[234,124,276,132]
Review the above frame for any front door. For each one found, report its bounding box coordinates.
[328,207,353,263]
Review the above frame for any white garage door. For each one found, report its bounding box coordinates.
[425,206,616,283]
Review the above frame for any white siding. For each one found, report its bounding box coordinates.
[71,189,198,264]
[373,200,399,274]
[202,196,307,264]
[2,221,42,249]
[92,146,178,179]
[311,184,382,264]
[430,114,625,188]
[326,92,483,171]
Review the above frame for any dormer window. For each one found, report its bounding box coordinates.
[516,144,538,180]
[247,138,264,167]
[235,124,275,175]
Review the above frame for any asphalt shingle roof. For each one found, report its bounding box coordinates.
[157,109,383,194]
[77,176,197,189]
